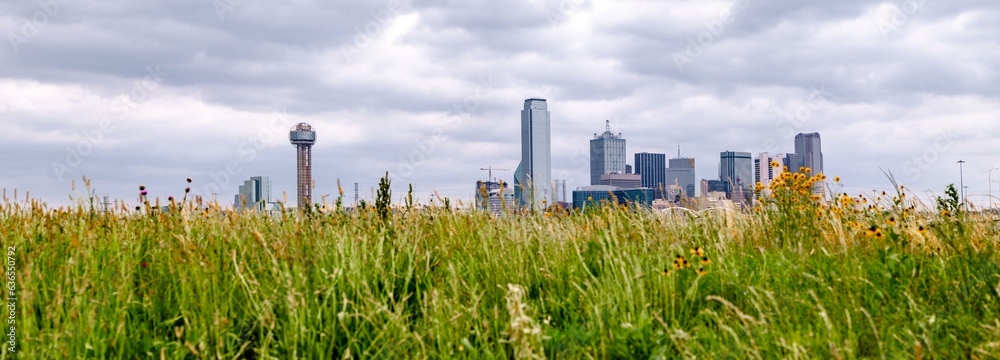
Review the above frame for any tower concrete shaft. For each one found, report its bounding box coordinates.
[296,144,312,207]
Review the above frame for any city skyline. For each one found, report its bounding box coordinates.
[1,1,998,208]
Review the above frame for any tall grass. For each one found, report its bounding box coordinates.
[1,181,999,358]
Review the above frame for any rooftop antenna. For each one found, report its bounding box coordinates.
[354,182,359,206]
[605,119,611,132]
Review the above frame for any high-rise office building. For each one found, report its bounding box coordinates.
[590,120,626,185]
[785,133,824,174]
[634,152,667,199]
[720,151,753,199]
[514,98,552,210]
[667,157,696,198]
[234,176,271,211]
[794,132,823,174]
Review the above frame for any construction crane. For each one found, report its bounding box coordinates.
[480,166,511,182]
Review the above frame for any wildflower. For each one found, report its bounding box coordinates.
[140,190,148,196]
[135,206,141,211]
[662,268,671,276]
[185,188,191,193]
[141,262,147,268]
[887,217,896,225]
[690,247,704,257]
[833,176,841,183]
[700,257,710,265]
[866,225,878,237]
[696,268,707,276]
[168,196,174,202]
[875,230,884,239]
[941,210,950,217]
[917,225,926,233]
[186,178,193,183]
[139,185,146,191]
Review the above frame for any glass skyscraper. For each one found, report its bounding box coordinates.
[234,176,271,211]
[667,157,696,198]
[720,151,753,198]
[589,120,626,185]
[514,98,552,210]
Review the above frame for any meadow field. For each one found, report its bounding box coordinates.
[1,175,999,358]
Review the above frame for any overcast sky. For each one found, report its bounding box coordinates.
[2,0,998,208]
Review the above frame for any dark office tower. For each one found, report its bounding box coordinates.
[589,120,627,185]
[719,151,753,199]
[794,132,823,174]
[634,152,666,199]
[667,157,696,198]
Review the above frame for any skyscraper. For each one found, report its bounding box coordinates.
[794,132,823,174]
[720,151,753,199]
[634,152,666,199]
[234,176,271,211]
[590,120,626,185]
[667,157,696,198]
[514,98,552,210]
[755,152,783,187]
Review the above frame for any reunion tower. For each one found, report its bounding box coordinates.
[289,123,316,208]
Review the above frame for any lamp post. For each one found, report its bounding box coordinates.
[990,167,999,210]
[958,160,966,211]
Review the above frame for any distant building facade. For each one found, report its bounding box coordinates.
[701,179,728,195]
[667,157,696,198]
[514,98,553,210]
[755,152,784,186]
[572,186,654,210]
[600,173,642,188]
[234,176,272,211]
[589,120,627,185]
[634,152,667,199]
[476,180,516,214]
